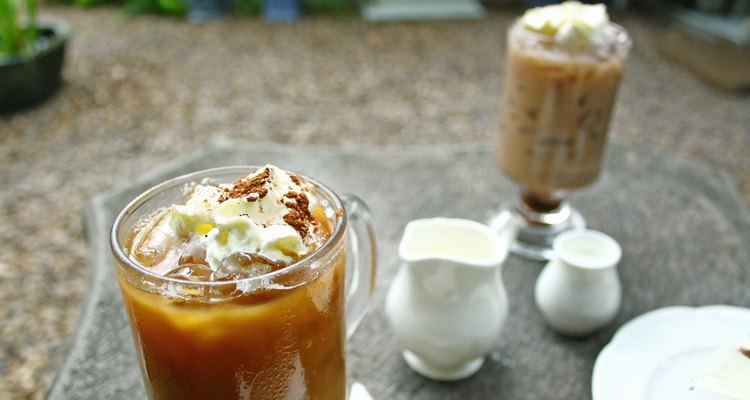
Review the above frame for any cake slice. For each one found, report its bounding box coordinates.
[692,338,750,400]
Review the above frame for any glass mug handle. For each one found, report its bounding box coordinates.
[340,194,377,339]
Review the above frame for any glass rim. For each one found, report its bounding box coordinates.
[109,165,347,288]
[509,17,632,50]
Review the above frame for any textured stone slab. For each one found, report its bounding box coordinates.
[48,140,750,400]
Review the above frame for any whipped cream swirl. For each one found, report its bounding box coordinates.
[168,165,320,271]
[520,1,611,43]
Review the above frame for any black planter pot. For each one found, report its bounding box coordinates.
[0,21,69,113]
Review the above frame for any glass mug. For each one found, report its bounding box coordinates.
[110,166,377,400]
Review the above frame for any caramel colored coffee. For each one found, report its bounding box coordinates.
[498,21,630,202]
[114,250,345,400]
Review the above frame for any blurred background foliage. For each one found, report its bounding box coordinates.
[49,0,355,17]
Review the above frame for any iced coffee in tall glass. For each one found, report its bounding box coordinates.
[111,165,376,400]
[489,1,631,260]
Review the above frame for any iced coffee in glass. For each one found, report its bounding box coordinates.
[111,165,376,400]
[489,1,631,260]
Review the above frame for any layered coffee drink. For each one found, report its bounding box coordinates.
[497,1,631,210]
[489,1,631,260]
[112,165,350,400]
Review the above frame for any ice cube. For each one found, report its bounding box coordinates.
[214,251,284,281]
[130,209,183,273]
[164,263,214,282]
[178,237,208,266]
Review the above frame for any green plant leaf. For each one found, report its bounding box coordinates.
[25,0,37,47]
[156,0,187,13]
[235,0,262,15]
[0,0,26,56]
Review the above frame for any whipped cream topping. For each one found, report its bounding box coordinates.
[520,1,611,43]
[168,165,319,271]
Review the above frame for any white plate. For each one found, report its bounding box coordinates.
[592,305,750,400]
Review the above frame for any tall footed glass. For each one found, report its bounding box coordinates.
[111,166,376,400]
[488,17,631,261]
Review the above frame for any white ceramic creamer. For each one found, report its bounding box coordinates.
[385,216,514,381]
[535,229,622,337]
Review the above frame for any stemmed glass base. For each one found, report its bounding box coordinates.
[488,200,585,261]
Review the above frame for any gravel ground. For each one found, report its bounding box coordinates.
[1,5,748,399]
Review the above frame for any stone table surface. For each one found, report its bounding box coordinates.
[0,5,749,400]
[48,141,750,400]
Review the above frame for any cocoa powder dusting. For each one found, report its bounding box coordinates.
[283,190,316,238]
[290,175,302,186]
[218,167,271,203]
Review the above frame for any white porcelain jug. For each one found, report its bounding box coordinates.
[385,216,514,381]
